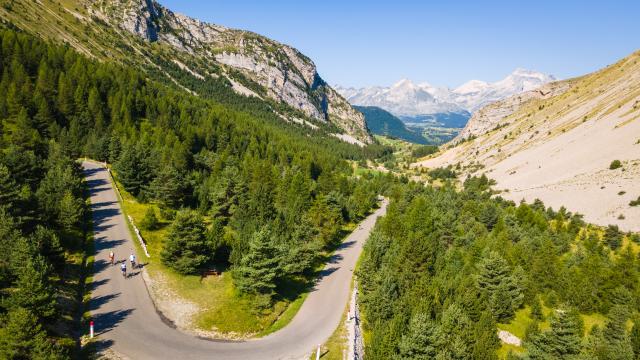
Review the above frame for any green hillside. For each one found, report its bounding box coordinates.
[359,178,640,359]
[355,106,429,144]
[0,0,372,143]
[0,26,394,356]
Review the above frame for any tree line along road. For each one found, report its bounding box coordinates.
[84,161,388,360]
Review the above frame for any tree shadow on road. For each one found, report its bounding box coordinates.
[91,278,110,291]
[90,293,121,311]
[83,166,106,177]
[93,308,134,335]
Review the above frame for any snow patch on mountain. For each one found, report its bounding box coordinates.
[336,69,556,117]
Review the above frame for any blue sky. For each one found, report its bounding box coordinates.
[158,0,639,88]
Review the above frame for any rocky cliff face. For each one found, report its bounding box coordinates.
[88,0,372,144]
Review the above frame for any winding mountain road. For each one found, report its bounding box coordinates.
[83,161,388,360]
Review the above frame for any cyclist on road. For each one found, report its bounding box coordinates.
[109,251,115,265]
[121,262,127,278]
[129,253,136,269]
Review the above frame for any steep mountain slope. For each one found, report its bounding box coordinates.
[354,106,428,144]
[415,50,640,231]
[336,69,555,117]
[455,80,575,140]
[0,0,372,144]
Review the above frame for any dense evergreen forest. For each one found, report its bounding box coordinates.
[359,176,640,359]
[0,26,396,357]
[0,32,91,358]
[4,17,639,360]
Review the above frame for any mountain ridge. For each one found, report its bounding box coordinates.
[354,106,429,144]
[336,69,556,117]
[0,0,373,144]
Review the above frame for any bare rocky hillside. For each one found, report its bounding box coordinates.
[415,51,640,231]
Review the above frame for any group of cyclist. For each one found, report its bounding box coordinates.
[108,250,137,278]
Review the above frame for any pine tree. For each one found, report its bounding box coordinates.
[32,94,53,137]
[527,309,583,359]
[140,207,160,231]
[108,135,121,164]
[524,320,541,343]
[0,307,65,360]
[149,166,186,208]
[233,226,280,297]
[491,282,517,322]
[308,195,342,247]
[5,108,42,153]
[58,190,83,230]
[602,305,634,360]
[531,297,545,321]
[114,142,153,196]
[30,226,65,272]
[433,304,473,359]
[160,210,209,274]
[604,225,623,251]
[0,164,18,210]
[9,255,56,320]
[472,311,500,360]
[397,313,437,359]
[476,252,523,322]
[0,207,21,284]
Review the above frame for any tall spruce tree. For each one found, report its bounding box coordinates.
[476,251,523,322]
[397,313,437,359]
[527,309,583,359]
[0,307,65,360]
[160,210,209,274]
[9,255,56,320]
[149,166,187,208]
[233,226,280,297]
[0,164,18,210]
[602,306,634,360]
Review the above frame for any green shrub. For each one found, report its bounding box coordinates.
[630,196,640,207]
[609,160,622,170]
[603,225,623,250]
[411,145,439,158]
[140,207,160,230]
[428,166,457,180]
[160,206,176,220]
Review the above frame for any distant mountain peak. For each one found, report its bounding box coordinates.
[453,80,490,95]
[337,69,555,116]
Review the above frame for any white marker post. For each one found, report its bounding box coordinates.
[90,320,94,339]
[316,344,321,360]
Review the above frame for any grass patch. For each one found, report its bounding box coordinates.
[311,307,348,360]
[581,313,607,335]
[498,343,526,359]
[495,302,611,358]
[259,292,308,336]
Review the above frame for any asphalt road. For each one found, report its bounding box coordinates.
[83,161,388,360]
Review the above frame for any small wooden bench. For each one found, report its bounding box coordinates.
[200,269,221,281]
